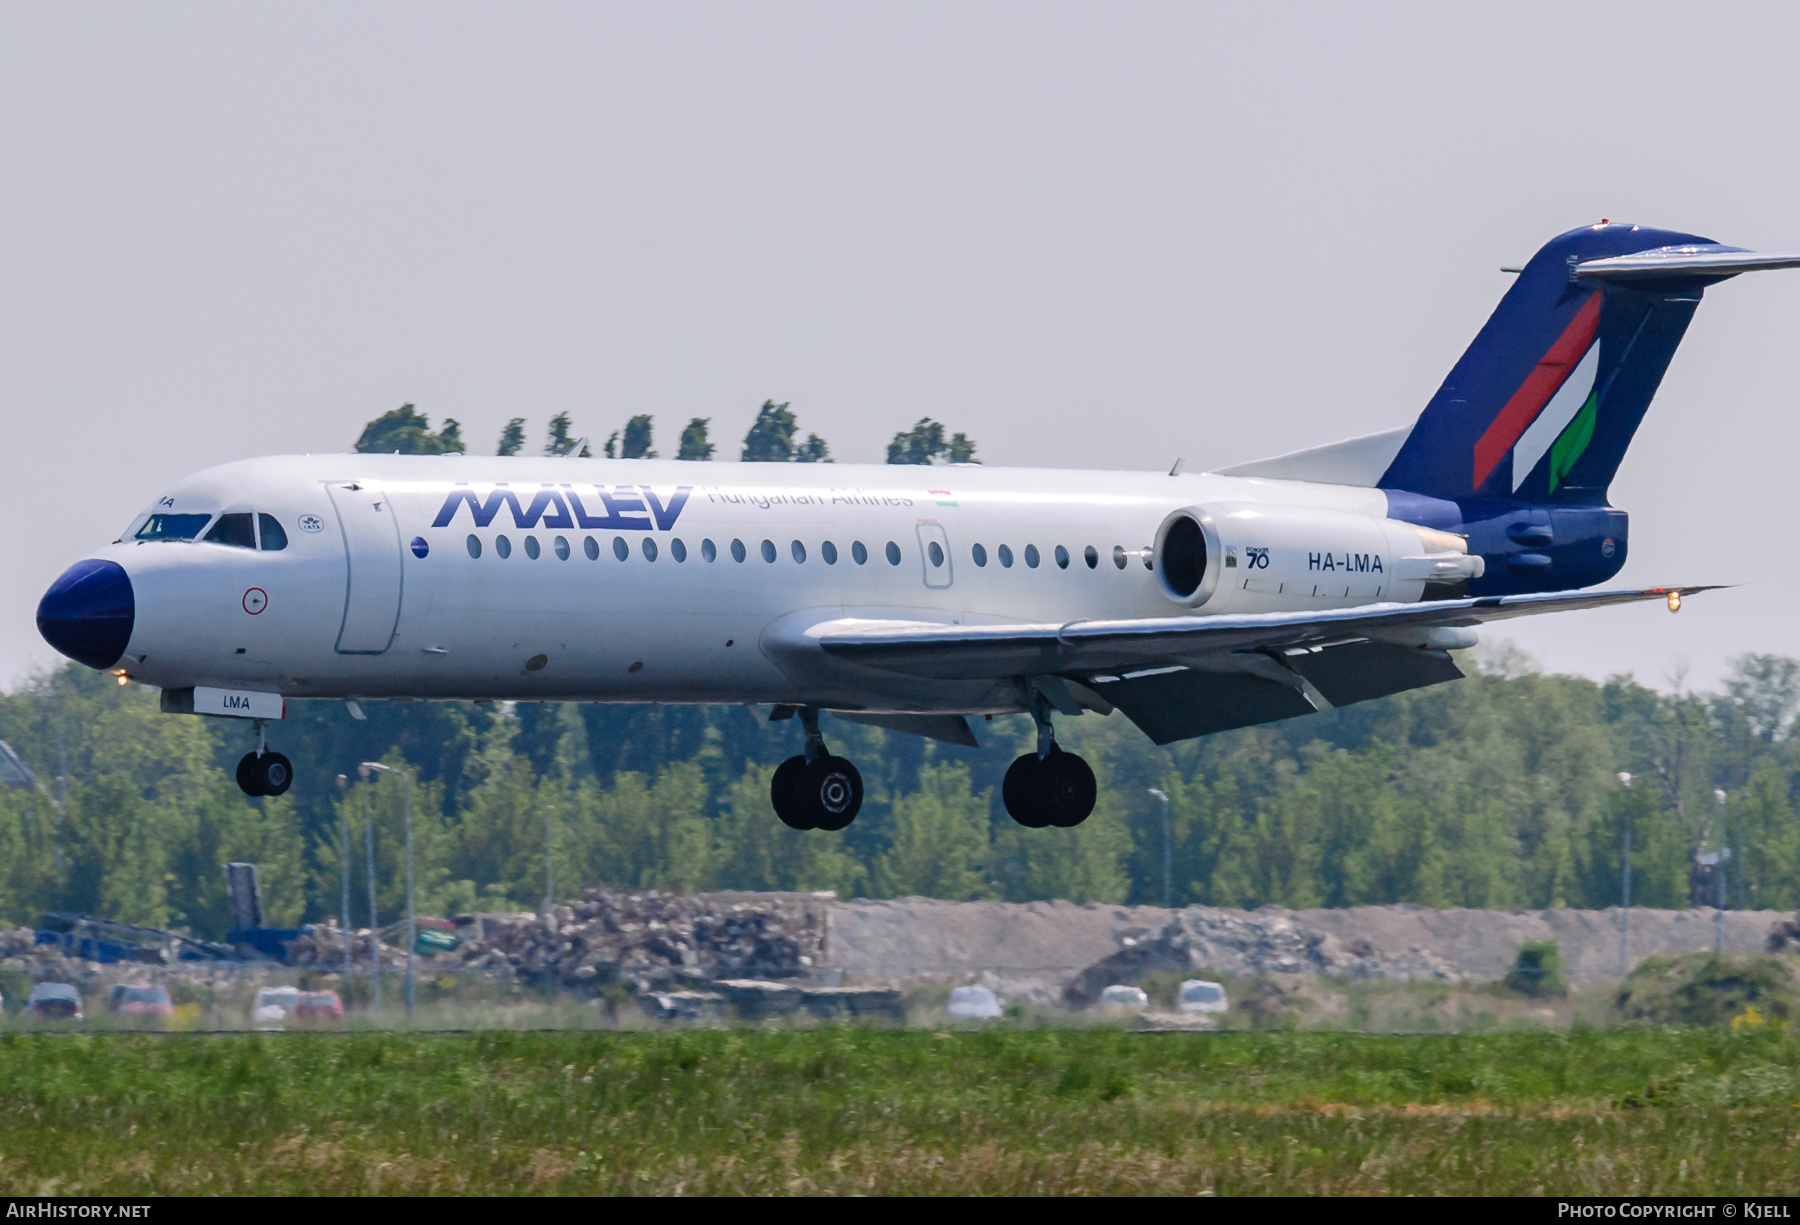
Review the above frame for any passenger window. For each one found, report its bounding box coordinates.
[972,543,987,567]
[928,541,944,567]
[731,539,747,563]
[1113,545,1127,570]
[885,541,901,565]
[643,538,659,562]
[851,541,868,565]
[791,540,806,563]
[204,513,256,549]
[1055,545,1070,570]
[1024,544,1040,569]
[466,534,482,559]
[554,536,570,561]
[257,514,288,551]
[821,541,838,565]
[1084,545,1098,569]
[671,538,688,562]
[702,538,717,562]
[998,544,1014,568]
[496,535,513,559]
[584,536,599,560]
[760,539,777,563]
[612,537,629,561]
[524,536,541,560]
[135,513,213,541]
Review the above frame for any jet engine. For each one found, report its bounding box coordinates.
[1153,502,1484,612]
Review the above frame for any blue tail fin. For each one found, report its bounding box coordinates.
[1379,222,1763,503]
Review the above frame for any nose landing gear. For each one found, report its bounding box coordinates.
[1002,695,1097,828]
[771,708,863,831]
[236,718,293,798]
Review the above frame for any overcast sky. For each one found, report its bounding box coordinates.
[3,2,1797,694]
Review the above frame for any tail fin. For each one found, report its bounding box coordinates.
[1378,222,1800,503]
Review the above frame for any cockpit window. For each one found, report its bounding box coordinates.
[204,513,256,549]
[258,514,288,551]
[135,513,212,542]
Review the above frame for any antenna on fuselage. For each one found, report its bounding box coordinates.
[1168,457,1184,476]
[561,438,588,457]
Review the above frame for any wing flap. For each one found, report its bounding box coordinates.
[1086,667,1318,745]
[1279,640,1464,706]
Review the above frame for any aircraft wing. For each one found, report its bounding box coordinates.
[813,585,1718,745]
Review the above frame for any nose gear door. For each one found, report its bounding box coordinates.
[915,521,953,590]
[327,481,403,654]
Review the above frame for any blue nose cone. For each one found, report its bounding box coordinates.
[37,560,135,670]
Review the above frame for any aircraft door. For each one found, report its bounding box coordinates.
[915,521,953,590]
[327,481,403,654]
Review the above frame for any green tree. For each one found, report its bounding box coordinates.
[496,418,527,456]
[619,414,655,459]
[873,764,992,899]
[887,418,978,465]
[544,412,591,457]
[741,400,831,463]
[354,404,465,455]
[677,418,715,461]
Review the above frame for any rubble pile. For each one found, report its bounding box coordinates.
[1065,906,1462,1007]
[1767,914,1800,953]
[452,890,828,990]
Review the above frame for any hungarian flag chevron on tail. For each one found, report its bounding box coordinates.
[1378,222,1800,503]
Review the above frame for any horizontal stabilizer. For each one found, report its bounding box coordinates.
[1575,244,1800,280]
[1216,426,1411,487]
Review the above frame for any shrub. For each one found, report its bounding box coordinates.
[1614,952,1800,1027]
[1505,940,1568,998]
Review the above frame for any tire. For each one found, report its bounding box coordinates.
[236,753,265,797]
[770,755,813,829]
[799,755,863,831]
[253,752,294,797]
[1041,751,1096,827]
[1003,753,1050,828]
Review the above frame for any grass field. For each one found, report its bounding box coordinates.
[1,1027,1798,1195]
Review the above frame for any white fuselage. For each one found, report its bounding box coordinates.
[98,454,1454,714]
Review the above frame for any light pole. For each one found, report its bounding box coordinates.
[1618,772,1633,978]
[1147,788,1172,909]
[542,801,555,919]
[363,776,380,1015]
[336,775,351,984]
[361,762,414,1020]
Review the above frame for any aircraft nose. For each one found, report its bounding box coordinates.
[37,559,135,670]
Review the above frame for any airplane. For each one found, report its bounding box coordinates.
[35,222,1800,831]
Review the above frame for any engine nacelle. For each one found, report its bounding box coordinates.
[1153,502,1484,612]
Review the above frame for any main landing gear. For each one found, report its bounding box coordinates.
[236,718,293,798]
[771,708,864,832]
[1002,696,1097,828]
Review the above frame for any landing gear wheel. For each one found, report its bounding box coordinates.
[255,752,293,797]
[1003,747,1095,828]
[798,755,863,831]
[236,753,265,797]
[1003,753,1050,828]
[1040,751,1096,827]
[771,755,813,829]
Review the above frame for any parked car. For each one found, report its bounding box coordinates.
[252,985,300,1028]
[1178,980,1229,1014]
[1096,984,1149,1011]
[108,983,174,1022]
[946,985,1003,1019]
[294,990,343,1022]
[27,982,82,1021]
